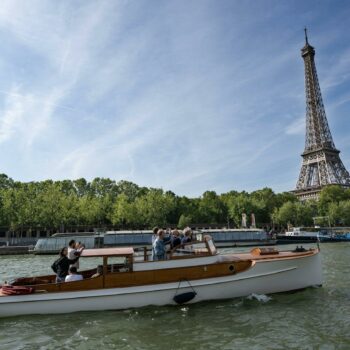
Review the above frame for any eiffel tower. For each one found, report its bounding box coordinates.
[293,29,350,201]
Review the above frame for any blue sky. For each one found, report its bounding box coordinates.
[0,0,350,197]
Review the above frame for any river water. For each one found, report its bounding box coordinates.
[0,243,349,350]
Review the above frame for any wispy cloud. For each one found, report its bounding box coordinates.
[285,117,305,135]
[0,0,349,196]
[0,87,25,143]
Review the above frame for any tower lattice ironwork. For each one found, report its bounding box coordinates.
[294,29,350,200]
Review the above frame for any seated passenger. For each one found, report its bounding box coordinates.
[91,265,103,278]
[181,227,193,246]
[65,266,83,282]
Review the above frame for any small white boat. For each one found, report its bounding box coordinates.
[0,236,323,318]
[285,227,319,237]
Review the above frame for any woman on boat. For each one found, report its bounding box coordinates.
[51,247,83,283]
[170,229,181,249]
[181,227,192,246]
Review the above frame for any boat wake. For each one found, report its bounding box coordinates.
[246,293,272,303]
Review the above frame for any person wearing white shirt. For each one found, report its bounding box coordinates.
[67,240,84,269]
[65,266,83,282]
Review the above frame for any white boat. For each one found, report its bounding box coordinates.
[0,236,323,318]
[285,227,319,237]
[281,227,335,242]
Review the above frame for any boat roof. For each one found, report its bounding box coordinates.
[81,247,134,257]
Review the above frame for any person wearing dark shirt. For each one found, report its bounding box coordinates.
[51,247,81,283]
[170,229,181,249]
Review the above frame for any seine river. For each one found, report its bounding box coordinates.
[0,243,350,349]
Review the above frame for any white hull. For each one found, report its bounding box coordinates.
[0,251,322,318]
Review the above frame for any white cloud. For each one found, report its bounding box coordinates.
[0,87,25,143]
[285,117,305,135]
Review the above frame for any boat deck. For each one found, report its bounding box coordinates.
[219,247,318,262]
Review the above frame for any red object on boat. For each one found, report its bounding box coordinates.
[1,285,34,295]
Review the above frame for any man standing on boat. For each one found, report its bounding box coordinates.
[153,229,171,260]
[67,240,85,270]
[151,227,159,261]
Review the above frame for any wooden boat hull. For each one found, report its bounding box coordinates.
[0,250,322,318]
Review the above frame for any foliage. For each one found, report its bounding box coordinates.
[318,185,350,215]
[1,173,350,233]
[178,214,192,229]
[272,201,314,227]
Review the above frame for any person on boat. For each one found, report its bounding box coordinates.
[51,247,81,283]
[65,266,83,282]
[91,265,103,278]
[67,240,84,270]
[151,226,159,261]
[170,229,181,249]
[153,229,170,260]
[181,227,192,246]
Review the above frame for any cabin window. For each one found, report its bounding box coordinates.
[107,256,132,273]
[94,237,103,248]
[80,258,104,278]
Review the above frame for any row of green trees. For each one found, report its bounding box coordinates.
[1,173,350,233]
[272,185,350,227]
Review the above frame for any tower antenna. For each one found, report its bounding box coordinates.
[304,27,309,44]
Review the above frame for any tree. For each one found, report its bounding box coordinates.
[198,191,227,224]
[111,194,138,227]
[338,201,350,226]
[274,191,298,208]
[134,189,175,227]
[328,201,350,226]
[318,185,347,215]
[73,178,90,197]
[272,201,296,227]
[90,178,118,199]
[272,201,314,227]
[36,183,66,231]
[0,174,14,189]
[225,192,258,227]
[178,214,192,229]
[116,180,142,201]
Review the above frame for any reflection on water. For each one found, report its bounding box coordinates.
[1,243,350,349]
